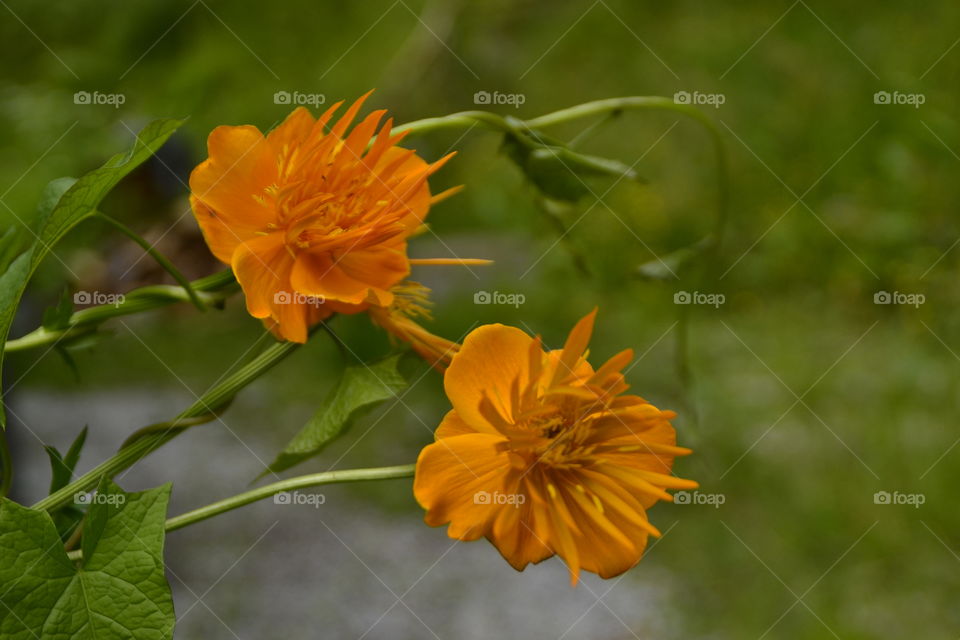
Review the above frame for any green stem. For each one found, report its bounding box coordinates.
[65,464,415,561]
[165,463,415,532]
[396,97,729,257]
[95,212,206,311]
[0,428,12,499]
[5,269,238,353]
[525,96,730,253]
[32,336,303,512]
[392,110,512,137]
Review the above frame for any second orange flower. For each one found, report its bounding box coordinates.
[189,92,464,342]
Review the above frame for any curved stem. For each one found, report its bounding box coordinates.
[392,110,512,137]
[65,464,416,561]
[525,96,730,254]
[95,212,206,311]
[165,463,415,532]
[119,407,229,450]
[32,335,303,512]
[395,97,729,257]
[5,269,238,353]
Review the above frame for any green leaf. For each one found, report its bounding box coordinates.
[502,129,644,202]
[45,426,88,495]
[636,236,715,281]
[0,118,185,427]
[42,289,75,331]
[0,479,175,640]
[264,354,408,476]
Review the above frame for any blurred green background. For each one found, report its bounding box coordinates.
[2,0,959,637]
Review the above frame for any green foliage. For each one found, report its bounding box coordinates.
[0,480,174,640]
[44,426,88,538]
[41,289,75,331]
[265,354,408,475]
[502,128,644,202]
[0,118,184,427]
[45,425,87,496]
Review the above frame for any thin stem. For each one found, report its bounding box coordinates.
[65,464,416,561]
[165,464,415,532]
[5,269,238,353]
[395,97,729,258]
[392,111,512,137]
[32,336,303,512]
[120,408,228,450]
[95,212,206,311]
[525,96,730,254]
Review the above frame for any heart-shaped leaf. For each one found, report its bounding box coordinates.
[0,479,175,639]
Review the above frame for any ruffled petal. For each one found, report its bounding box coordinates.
[444,324,535,434]
[266,107,316,152]
[189,125,277,254]
[414,433,513,540]
[230,234,292,319]
[435,409,479,439]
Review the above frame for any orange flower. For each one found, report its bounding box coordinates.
[189,91,470,342]
[414,310,697,584]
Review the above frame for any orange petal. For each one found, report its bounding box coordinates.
[189,125,276,241]
[487,489,553,571]
[336,246,409,293]
[549,308,597,388]
[289,250,400,306]
[230,234,292,319]
[414,433,512,540]
[266,107,316,152]
[189,195,252,265]
[435,410,479,439]
[444,324,536,433]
